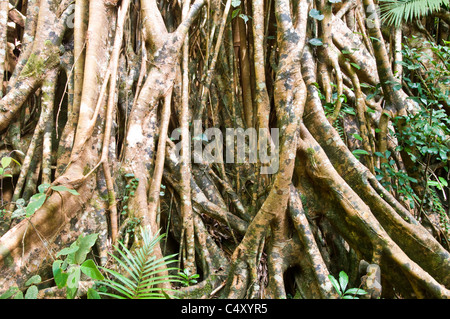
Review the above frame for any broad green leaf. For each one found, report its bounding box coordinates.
[309,9,324,20]
[438,177,448,187]
[231,0,241,7]
[0,286,20,299]
[13,291,24,299]
[56,241,79,257]
[87,288,101,299]
[24,286,38,299]
[232,8,240,19]
[66,286,78,299]
[81,259,105,280]
[53,260,68,289]
[70,233,98,264]
[16,198,25,206]
[25,275,41,286]
[51,185,80,196]
[353,134,363,141]
[1,157,11,169]
[38,183,51,194]
[345,288,367,295]
[309,38,323,46]
[239,13,249,24]
[11,207,26,219]
[339,271,349,292]
[328,274,342,295]
[25,193,47,217]
[66,266,81,289]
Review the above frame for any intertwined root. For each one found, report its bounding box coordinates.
[0,0,449,299]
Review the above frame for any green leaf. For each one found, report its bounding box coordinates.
[70,233,99,265]
[1,157,12,169]
[438,177,448,187]
[309,9,324,20]
[345,288,367,295]
[24,286,38,299]
[0,286,20,299]
[232,8,240,19]
[25,193,47,217]
[339,271,349,292]
[13,291,24,299]
[66,266,81,289]
[38,183,51,193]
[11,207,26,219]
[309,38,323,46]
[342,107,356,115]
[81,259,105,280]
[66,286,78,299]
[427,180,440,188]
[51,185,80,196]
[328,274,342,295]
[350,62,361,70]
[25,275,42,286]
[353,134,363,141]
[231,0,241,7]
[53,260,68,289]
[352,149,370,155]
[87,288,101,299]
[239,13,249,24]
[56,241,79,258]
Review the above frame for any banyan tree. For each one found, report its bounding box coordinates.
[0,0,449,299]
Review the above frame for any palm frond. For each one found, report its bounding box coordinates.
[379,0,449,26]
[99,227,182,299]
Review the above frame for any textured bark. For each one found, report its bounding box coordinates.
[0,0,449,299]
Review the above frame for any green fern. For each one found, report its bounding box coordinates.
[99,227,182,299]
[379,0,449,27]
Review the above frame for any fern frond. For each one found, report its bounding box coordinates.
[379,0,449,26]
[99,227,181,299]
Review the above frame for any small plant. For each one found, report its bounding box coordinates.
[120,173,139,216]
[178,268,200,287]
[0,154,21,217]
[0,275,42,299]
[98,226,181,299]
[374,150,419,209]
[52,233,104,299]
[12,183,79,220]
[328,271,367,299]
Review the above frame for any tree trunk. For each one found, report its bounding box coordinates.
[0,0,449,299]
